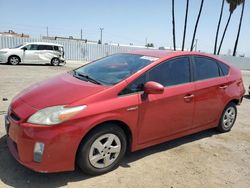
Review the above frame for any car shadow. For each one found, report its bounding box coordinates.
[243,94,250,99]
[0,63,63,67]
[121,128,219,167]
[0,129,219,187]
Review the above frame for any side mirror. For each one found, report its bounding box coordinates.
[22,47,27,51]
[144,81,164,94]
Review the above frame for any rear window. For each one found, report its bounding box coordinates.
[218,61,230,75]
[194,56,220,81]
[54,46,59,51]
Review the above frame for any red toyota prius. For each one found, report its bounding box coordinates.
[5,50,245,175]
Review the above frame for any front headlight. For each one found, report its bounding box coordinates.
[0,51,8,54]
[27,105,87,125]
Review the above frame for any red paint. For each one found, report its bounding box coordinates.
[7,51,245,173]
[144,81,164,94]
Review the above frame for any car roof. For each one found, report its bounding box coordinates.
[23,42,63,46]
[129,49,174,58]
[128,49,223,61]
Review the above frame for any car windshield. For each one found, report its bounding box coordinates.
[73,54,158,85]
[10,44,24,49]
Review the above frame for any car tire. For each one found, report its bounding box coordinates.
[217,102,237,133]
[77,124,127,175]
[51,58,60,66]
[8,56,20,65]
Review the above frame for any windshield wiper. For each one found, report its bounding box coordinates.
[74,71,102,85]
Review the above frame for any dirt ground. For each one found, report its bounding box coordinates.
[0,62,250,188]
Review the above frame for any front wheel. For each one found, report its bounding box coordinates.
[217,102,237,132]
[77,125,127,175]
[8,56,20,65]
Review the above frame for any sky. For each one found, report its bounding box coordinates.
[0,0,249,56]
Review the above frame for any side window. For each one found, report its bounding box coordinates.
[38,45,53,50]
[148,57,190,87]
[119,74,146,95]
[45,45,53,50]
[38,45,46,50]
[194,57,220,81]
[218,61,229,76]
[23,45,31,50]
[29,45,38,50]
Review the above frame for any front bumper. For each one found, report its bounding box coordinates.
[0,54,8,63]
[5,113,83,173]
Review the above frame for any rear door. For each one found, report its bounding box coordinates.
[192,56,228,128]
[37,45,54,64]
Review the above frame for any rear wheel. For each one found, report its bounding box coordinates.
[217,102,237,132]
[51,58,60,66]
[77,124,127,175]
[8,56,20,65]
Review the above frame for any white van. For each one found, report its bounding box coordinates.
[0,42,66,66]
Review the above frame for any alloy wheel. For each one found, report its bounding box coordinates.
[223,106,236,129]
[10,57,19,65]
[88,133,121,169]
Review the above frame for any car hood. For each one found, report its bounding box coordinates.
[15,73,107,109]
[0,48,17,51]
[0,48,10,51]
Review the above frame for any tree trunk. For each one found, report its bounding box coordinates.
[172,0,176,51]
[214,0,225,55]
[217,12,232,55]
[190,0,204,51]
[233,1,245,56]
[182,0,189,51]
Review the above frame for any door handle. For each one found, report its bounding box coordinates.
[184,94,194,101]
[219,85,228,89]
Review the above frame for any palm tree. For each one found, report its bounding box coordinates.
[217,0,242,55]
[182,0,189,51]
[190,0,204,51]
[233,0,245,56]
[172,0,176,51]
[214,0,225,55]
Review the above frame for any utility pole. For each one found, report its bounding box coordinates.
[194,39,198,51]
[145,37,148,46]
[46,26,49,37]
[81,28,83,40]
[100,28,104,44]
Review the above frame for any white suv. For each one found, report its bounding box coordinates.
[0,42,66,66]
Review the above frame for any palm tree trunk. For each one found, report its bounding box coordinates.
[182,0,189,51]
[172,0,176,51]
[190,0,204,51]
[214,0,225,55]
[233,1,245,56]
[217,12,232,55]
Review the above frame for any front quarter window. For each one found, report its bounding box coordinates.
[74,54,157,86]
[119,74,146,95]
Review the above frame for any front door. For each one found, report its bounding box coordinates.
[22,44,39,64]
[137,56,195,144]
